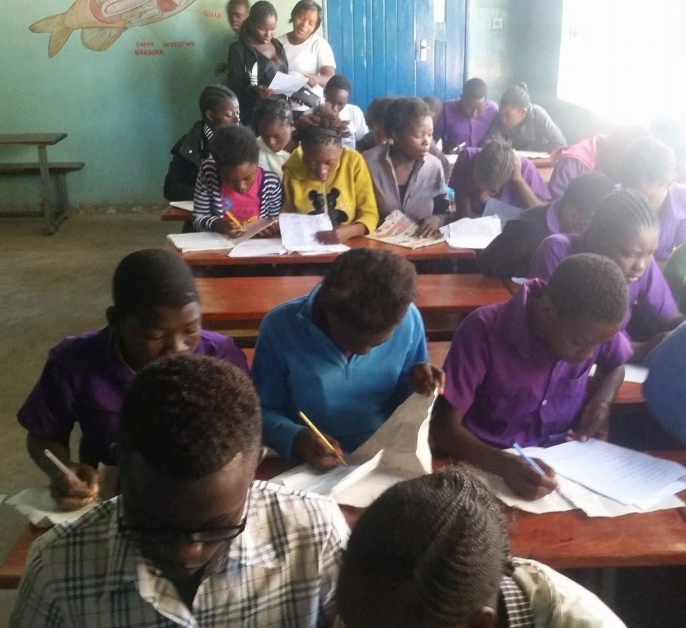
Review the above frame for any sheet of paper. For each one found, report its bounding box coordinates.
[169,200,193,211]
[589,363,648,384]
[515,150,551,160]
[441,215,502,249]
[167,232,235,252]
[445,153,458,165]
[279,213,350,254]
[511,277,527,285]
[7,487,96,528]
[537,439,686,507]
[331,466,416,508]
[367,210,445,249]
[483,198,522,225]
[269,71,308,96]
[229,238,286,257]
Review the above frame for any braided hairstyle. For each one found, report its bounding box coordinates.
[385,97,432,138]
[240,0,277,39]
[474,140,517,192]
[253,97,293,131]
[293,105,350,149]
[199,85,238,119]
[337,467,510,628]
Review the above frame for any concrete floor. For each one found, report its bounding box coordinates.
[0,213,170,623]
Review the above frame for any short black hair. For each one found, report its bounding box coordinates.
[385,97,432,138]
[289,0,322,29]
[545,253,628,324]
[118,355,261,480]
[462,77,488,101]
[211,124,259,168]
[240,0,277,38]
[112,249,198,320]
[500,82,530,111]
[199,85,238,119]
[337,467,510,627]
[559,171,614,216]
[365,97,396,130]
[253,97,293,132]
[293,105,350,148]
[319,249,417,334]
[474,140,517,190]
[620,137,675,188]
[324,74,352,95]
[421,95,442,117]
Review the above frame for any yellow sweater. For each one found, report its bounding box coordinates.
[281,147,379,234]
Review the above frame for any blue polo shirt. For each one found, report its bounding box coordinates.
[252,285,429,458]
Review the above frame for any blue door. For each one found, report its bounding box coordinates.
[324,0,467,108]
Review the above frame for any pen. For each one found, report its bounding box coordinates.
[44,449,87,488]
[512,443,577,509]
[298,411,346,465]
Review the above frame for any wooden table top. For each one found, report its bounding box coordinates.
[196,274,511,325]
[0,133,67,146]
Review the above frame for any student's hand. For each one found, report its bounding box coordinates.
[510,155,523,182]
[293,430,344,472]
[409,363,445,396]
[417,216,442,237]
[303,72,318,87]
[315,229,340,244]
[568,399,611,442]
[216,220,246,238]
[50,463,99,512]
[500,453,557,500]
[258,222,280,238]
[257,85,274,99]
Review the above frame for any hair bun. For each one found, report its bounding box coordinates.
[516,81,528,92]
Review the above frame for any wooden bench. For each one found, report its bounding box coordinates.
[162,205,192,221]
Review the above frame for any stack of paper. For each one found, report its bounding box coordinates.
[279,213,349,254]
[7,487,96,528]
[441,215,502,249]
[367,210,445,249]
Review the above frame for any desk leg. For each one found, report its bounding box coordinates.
[37,145,55,233]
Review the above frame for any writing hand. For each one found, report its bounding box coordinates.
[501,454,557,499]
[50,463,99,512]
[293,430,344,472]
[408,362,445,396]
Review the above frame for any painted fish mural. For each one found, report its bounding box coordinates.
[30,0,198,57]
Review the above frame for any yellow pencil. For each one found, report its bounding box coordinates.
[298,411,346,464]
[224,210,242,229]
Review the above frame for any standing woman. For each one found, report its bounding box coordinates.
[226,1,288,125]
[277,1,336,114]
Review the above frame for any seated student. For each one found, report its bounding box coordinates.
[484,82,566,153]
[478,171,613,278]
[163,85,240,202]
[17,249,248,511]
[254,97,294,178]
[364,97,449,236]
[252,249,444,470]
[336,468,626,628]
[356,96,395,153]
[620,137,686,262]
[651,117,686,183]
[435,77,499,151]
[664,241,686,313]
[548,126,648,199]
[193,124,283,234]
[12,355,348,627]
[449,140,551,218]
[432,254,631,498]
[530,190,684,362]
[282,105,379,243]
[324,74,369,150]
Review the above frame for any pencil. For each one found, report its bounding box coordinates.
[224,210,243,229]
[44,449,87,488]
[298,411,346,464]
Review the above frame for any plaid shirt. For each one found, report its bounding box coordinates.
[11,481,349,628]
[500,575,535,628]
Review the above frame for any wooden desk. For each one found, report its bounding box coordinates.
[162,206,191,222]
[530,157,554,184]
[0,525,43,589]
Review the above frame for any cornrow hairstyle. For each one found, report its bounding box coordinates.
[253,97,293,132]
[462,77,488,101]
[337,467,510,628]
[620,137,675,189]
[289,0,322,29]
[199,85,238,119]
[324,74,352,95]
[584,189,658,257]
[385,97,432,138]
[112,249,198,320]
[545,254,629,324]
[210,124,260,168]
[240,0,277,39]
[559,171,614,217]
[293,105,350,148]
[319,249,417,334]
[500,82,530,111]
[118,355,261,480]
[365,97,396,130]
[474,140,517,191]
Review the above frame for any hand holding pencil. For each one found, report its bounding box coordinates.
[293,411,345,472]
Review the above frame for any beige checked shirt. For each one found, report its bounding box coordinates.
[11,481,349,628]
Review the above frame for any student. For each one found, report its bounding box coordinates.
[449,140,551,218]
[530,190,684,361]
[226,0,250,33]
[432,254,631,498]
[226,1,288,125]
[324,75,368,150]
[252,248,444,470]
[435,77,499,151]
[17,250,248,511]
[281,105,379,243]
[12,355,349,627]
[664,241,686,313]
[651,117,686,183]
[620,137,686,262]
[336,468,626,628]
[163,85,240,202]
[548,126,648,199]
[254,97,293,177]
[478,171,613,278]
[364,97,449,236]
[193,124,283,234]
[422,95,443,127]
[356,96,395,153]
[484,82,566,152]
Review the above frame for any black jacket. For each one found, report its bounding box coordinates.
[163,121,210,201]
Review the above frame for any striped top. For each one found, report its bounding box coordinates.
[192,157,283,232]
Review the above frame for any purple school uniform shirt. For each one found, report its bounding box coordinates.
[449,147,551,216]
[435,99,499,149]
[529,233,678,330]
[442,279,632,449]
[656,184,686,261]
[17,327,249,467]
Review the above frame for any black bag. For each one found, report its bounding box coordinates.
[289,87,321,109]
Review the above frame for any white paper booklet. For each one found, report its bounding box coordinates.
[272,391,436,508]
[169,200,194,211]
[7,487,96,528]
[168,218,277,252]
[279,213,349,254]
[367,210,445,249]
[441,215,502,249]
[229,238,287,258]
[269,71,309,96]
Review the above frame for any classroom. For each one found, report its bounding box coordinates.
[2,0,686,626]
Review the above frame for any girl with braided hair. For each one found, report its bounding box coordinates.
[449,140,551,218]
[281,105,379,243]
